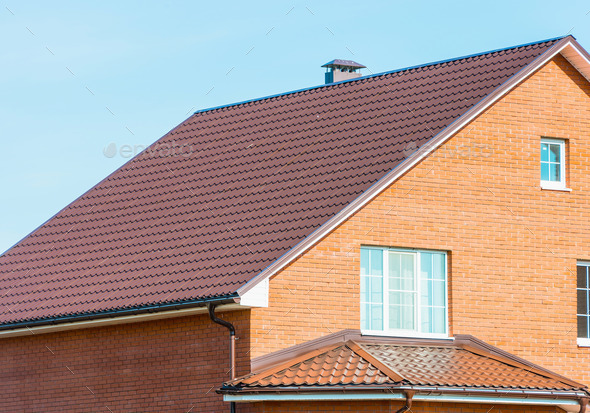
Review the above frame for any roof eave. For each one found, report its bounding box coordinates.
[219,385,588,409]
[0,294,238,336]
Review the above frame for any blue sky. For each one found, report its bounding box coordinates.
[1,0,590,254]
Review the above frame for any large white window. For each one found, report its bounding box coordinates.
[540,138,566,190]
[360,246,448,338]
[578,262,590,346]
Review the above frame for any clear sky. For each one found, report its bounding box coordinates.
[1,0,589,254]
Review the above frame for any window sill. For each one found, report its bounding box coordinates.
[361,329,452,340]
[577,338,590,347]
[540,184,571,192]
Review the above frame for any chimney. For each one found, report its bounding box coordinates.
[322,59,366,84]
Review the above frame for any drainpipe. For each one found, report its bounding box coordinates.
[395,391,415,413]
[581,397,589,413]
[208,303,236,413]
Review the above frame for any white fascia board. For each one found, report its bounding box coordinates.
[238,278,268,308]
[237,37,580,298]
[560,42,590,84]
[223,392,580,409]
[0,303,242,339]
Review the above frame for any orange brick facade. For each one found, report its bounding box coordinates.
[0,311,250,412]
[249,54,590,387]
[2,54,589,412]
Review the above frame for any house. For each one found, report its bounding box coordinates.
[1,35,590,412]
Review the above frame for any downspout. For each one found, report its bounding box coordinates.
[580,397,589,413]
[395,390,414,413]
[208,303,236,413]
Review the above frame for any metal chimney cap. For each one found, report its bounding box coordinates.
[321,59,366,69]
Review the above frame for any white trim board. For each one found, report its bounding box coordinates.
[237,37,590,298]
[223,392,581,411]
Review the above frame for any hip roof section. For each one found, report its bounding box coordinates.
[222,333,587,394]
[0,37,570,327]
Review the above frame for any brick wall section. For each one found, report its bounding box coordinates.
[0,310,250,412]
[251,401,565,412]
[249,55,590,384]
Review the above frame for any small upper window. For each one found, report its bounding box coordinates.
[540,138,566,189]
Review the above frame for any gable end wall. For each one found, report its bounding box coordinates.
[250,54,590,385]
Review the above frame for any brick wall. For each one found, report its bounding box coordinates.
[250,400,564,412]
[249,54,590,385]
[0,310,249,412]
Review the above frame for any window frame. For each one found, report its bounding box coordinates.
[360,246,449,339]
[540,137,566,190]
[577,261,590,347]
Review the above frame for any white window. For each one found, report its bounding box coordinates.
[578,262,590,346]
[360,246,448,338]
[540,138,566,189]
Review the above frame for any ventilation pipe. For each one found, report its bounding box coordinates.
[208,303,236,413]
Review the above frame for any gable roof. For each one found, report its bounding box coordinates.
[1,36,588,328]
[220,331,587,399]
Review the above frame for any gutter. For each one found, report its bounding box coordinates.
[222,391,584,410]
[0,295,238,337]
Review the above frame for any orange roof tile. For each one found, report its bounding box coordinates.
[222,334,587,395]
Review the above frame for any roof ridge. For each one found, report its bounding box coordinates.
[455,335,586,389]
[348,341,405,383]
[236,341,346,386]
[193,36,569,117]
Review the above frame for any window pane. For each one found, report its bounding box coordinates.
[578,265,588,289]
[389,305,400,330]
[541,162,549,181]
[401,304,414,330]
[360,248,370,275]
[549,144,561,163]
[389,293,415,330]
[371,276,383,303]
[578,315,589,339]
[433,253,445,280]
[550,163,560,181]
[541,143,549,162]
[578,289,588,315]
[390,252,414,291]
[433,280,445,307]
[389,253,400,290]
[421,307,432,333]
[432,308,446,334]
[421,279,432,306]
[361,303,369,330]
[370,249,383,276]
[371,304,383,330]
[361,276,369,302]
[401,254,414,281]
[420,252,433,279]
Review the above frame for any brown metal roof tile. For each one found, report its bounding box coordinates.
[0,37,565,326]
[225,335,586,393]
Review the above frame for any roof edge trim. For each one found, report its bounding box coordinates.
[222,390,584,406]
[237,35,583,297]
[194,36,568,117]
[0,294,237,333]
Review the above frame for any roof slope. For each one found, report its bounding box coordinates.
[222,334,586,394]
[0,37,565,326]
